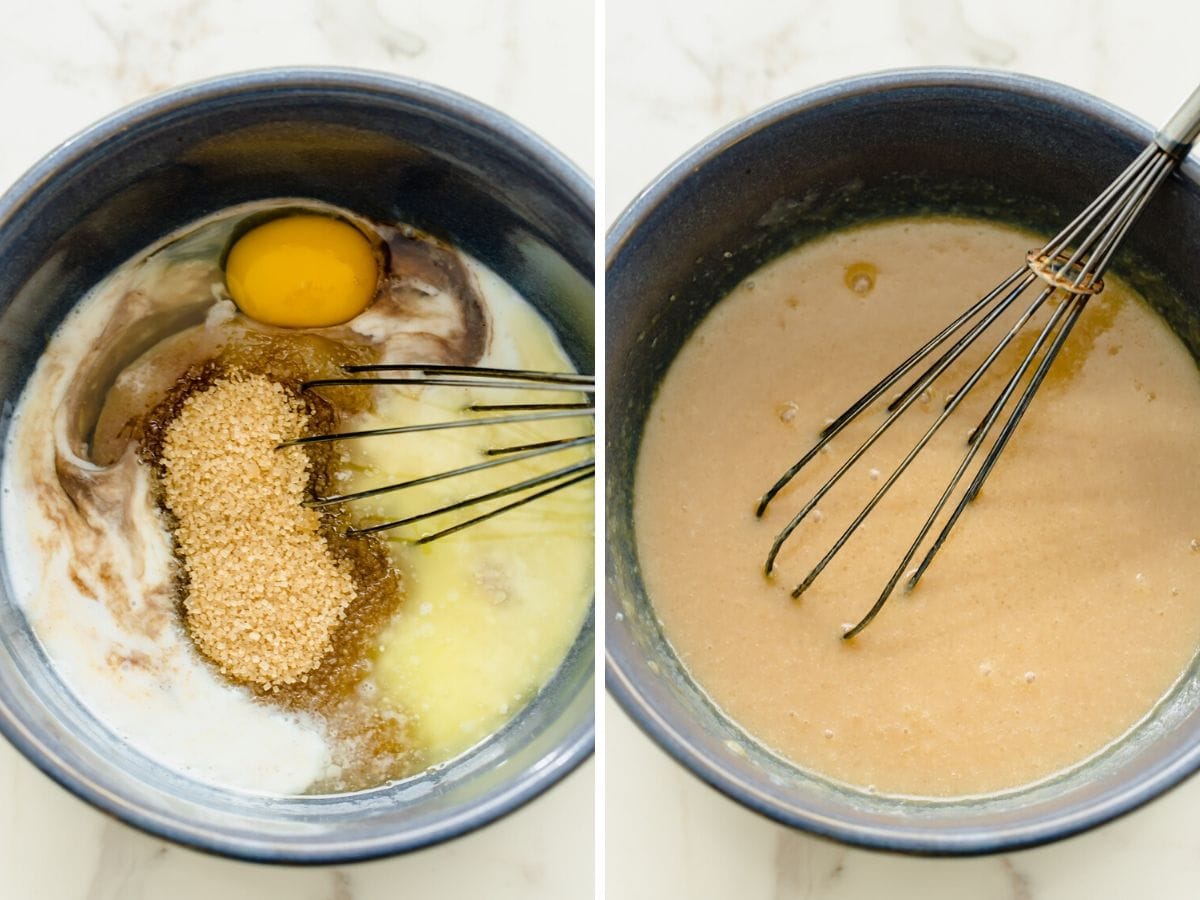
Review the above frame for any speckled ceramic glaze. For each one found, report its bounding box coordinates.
[0,67,593,863]
[606,68,1200,854]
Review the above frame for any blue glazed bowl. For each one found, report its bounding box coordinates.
[606,68,1200,854]
[0,68,593,863]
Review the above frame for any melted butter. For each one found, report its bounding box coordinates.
[345,262,593,763]
[635,217,1200,797]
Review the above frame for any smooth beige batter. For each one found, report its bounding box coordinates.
[635,217,1200,797]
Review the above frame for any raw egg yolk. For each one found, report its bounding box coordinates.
[224,215,380,328]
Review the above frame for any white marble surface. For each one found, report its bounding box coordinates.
[0,1,593,897]
[606,1,1200,898]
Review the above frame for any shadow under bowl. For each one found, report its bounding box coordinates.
[606,67,1200,855]
[0,67,594,864]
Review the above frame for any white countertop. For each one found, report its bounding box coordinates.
[0,1,593,897]
[606,1,1200,898]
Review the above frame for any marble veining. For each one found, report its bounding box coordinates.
[0,0,592,191]
[771,830,847,899]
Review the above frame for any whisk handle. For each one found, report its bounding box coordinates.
[1155,82,1200,157]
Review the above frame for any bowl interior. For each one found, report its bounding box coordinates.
[606,69,1200,853]
[0,69,594,862]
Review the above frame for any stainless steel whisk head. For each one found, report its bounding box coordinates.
[758,82,1200,639]
[280,363,594,542]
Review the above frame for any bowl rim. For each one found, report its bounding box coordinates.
[605,64,1200,855]
[0,64,594,241]
[0,65,595,865]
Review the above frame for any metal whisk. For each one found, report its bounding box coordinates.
[280,364,594,542]
[758,82,1200,639]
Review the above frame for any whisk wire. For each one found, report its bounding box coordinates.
[303,376,592,393]
[1040,145,1157,262]
[904,294,1090,600]
[486,436,585,455]
[403,470,595,544]
[788,281,1056,599]
[755,268,1034,520]
[305,434,595,508]
[292,364,595,542]
[764,270,1040,574]
[466,401,594,412]
[843,291,1084,638]
[342,362,594,386]
[888,272,1039,414]
[279,407,592,447]
[351,459,595,538]
[759,82,1200,637]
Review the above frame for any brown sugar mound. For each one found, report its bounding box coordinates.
[159,371,356,689]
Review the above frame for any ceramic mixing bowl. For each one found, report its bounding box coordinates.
[606,67,1200,854]
[0,67,594,863]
